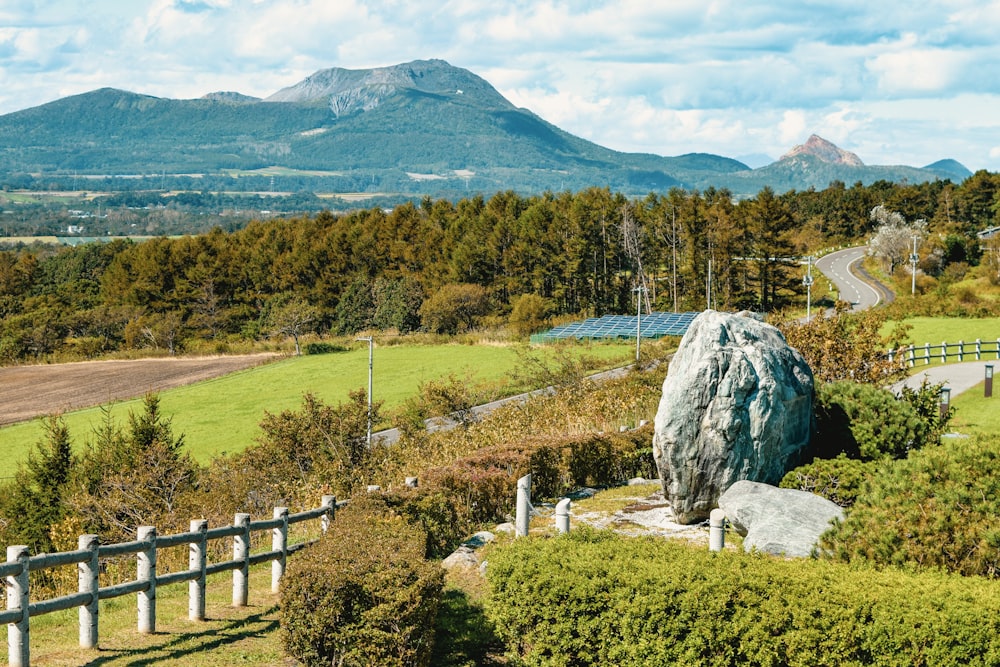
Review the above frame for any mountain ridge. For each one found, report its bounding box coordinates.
[0,59,972,195]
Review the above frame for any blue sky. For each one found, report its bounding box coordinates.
[2,0,999,171]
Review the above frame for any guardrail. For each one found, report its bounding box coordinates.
[2,495,341,667]
[888,338,1000,367]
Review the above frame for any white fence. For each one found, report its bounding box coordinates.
[888,338,1000,367]
[2,495,341,667]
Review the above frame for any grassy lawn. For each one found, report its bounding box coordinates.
[949,381,1000,436]
[0,342,633,477]
[25,560,287,666]
[893,316,1000,347]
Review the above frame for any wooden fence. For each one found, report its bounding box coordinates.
[888,338,1000,367]
[2,495,342,667]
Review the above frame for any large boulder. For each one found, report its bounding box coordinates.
[718,480,844,558]
[653,310,814,523]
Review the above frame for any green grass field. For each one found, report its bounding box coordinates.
[950,381,1000,436]
[893,316,1000,347]
[0,342,633,477]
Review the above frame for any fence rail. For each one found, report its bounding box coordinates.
[3,495,342,667]
[887,338,1000,367]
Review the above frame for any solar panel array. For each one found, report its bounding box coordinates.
[532,311,700,343]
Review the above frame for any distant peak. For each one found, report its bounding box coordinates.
[780,134,864,167]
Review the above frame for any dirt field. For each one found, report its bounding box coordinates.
[0,354,279,426]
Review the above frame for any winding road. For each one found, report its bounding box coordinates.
[815,245,893,311]
[816,246,993,401]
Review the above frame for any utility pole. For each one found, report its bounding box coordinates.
[355,336,373,447]
[633,285,645,363]
[803,256,814,323]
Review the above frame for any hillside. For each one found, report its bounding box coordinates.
[0,59,969,196]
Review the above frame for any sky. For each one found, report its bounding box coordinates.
[2,0,1000,171]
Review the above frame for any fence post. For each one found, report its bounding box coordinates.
[189,519,207,621]
[515,474,532,538]
[941,341,947,364]
[908,344,915,368]
[555,498,571,534]
[888,348,894,363]
[996,338,1000,360]
[271,507,289,594]
[976,338,982,360]
[7,545,30,667]
[924,342,930,365]
[75,534,101,649]
[321,495,336,535]
[233,513,250,608]
[137,526,156,635]
[958,340,964,361]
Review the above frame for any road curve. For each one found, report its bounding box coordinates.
[815,246,892,311]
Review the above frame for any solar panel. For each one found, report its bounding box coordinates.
[531,311,701,342]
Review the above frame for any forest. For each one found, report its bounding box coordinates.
[1,172,1000,364]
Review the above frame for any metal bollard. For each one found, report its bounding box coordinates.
[555,498,571,534]
[515,474,532,538]
[709,509,726,552]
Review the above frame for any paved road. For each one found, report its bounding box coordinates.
[815,246,892,311]
[371,365,634,446]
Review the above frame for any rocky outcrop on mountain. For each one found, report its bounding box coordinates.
[265,59,512,117]
[652,310,814,524]
[780,134,864,166]
[718,480,843,558]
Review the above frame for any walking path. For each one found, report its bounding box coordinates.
[891,361,994,398]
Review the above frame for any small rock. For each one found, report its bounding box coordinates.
[442,546,479,570]
[627,477,649,486]
[462,531,495,549]
[494,522,516,534]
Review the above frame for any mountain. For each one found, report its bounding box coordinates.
[0,59,970,196]
[780,135,864,167]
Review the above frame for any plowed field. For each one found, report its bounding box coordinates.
[0,354,278,426]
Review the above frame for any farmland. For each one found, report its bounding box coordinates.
[0,341,634,476]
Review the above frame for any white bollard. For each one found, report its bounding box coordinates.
[515,474,532,538]
[709,509,727,552]
[555,498,571,534]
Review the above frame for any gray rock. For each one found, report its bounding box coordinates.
[494,522,516,534]
[653,310,814,523]
[718,480,844,558]
[462,531,495,549]
[442,546,479,570]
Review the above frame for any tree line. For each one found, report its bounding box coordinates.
[1,174,999,362]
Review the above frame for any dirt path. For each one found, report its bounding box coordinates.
[0,354,280,426]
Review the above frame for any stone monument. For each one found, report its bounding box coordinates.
[653,310,814,523]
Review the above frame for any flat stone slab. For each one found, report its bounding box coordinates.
[718,480,844,558]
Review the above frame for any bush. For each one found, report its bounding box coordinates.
[779,454,878,507]
[813,381,929,460]
[820,434,1000,578]
[486,529,1000,666]
[304,341,347,355]
[281,496,444,667]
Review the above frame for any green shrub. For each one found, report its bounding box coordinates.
[779,454,878,507]
[304,341,348,355]
[281,496,444,667]
[820,434,1000,578]
[485,528,1000,666]
[814,381,929,460]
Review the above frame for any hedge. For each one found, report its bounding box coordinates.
[280,496,444,667]
[485,529,1000,666]
[416,425,656,543]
